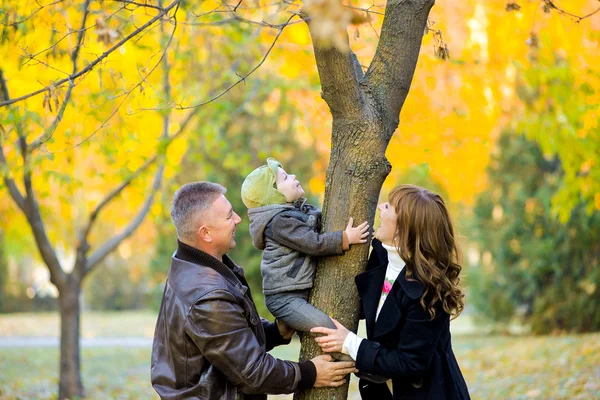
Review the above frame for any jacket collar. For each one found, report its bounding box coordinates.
[173,240,249,296]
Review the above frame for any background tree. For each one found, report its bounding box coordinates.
[0,1,188,397]
[470,132,600,334]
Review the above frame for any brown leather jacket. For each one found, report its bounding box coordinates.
[151,242,315,399]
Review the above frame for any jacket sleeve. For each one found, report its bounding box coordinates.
[262,318,291,352]
[355,299,447,381]
[268,213,344,256]
[186,288,301,395]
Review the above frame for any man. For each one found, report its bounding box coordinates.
[151,182,356,399]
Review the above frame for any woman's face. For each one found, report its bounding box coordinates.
[375,201,398,246]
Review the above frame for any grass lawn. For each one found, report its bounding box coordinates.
[0,312,598,399]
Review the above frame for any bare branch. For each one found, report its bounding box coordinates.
[176,13,298,110]
[1,69,65,288]
[82,6,188,274]
[85,160,165,273]
[109,0,166,11]
[35,1,180,152]
[365,0,434,125]
[0,0,182,108]
[1,0,65,26]
[303,11,365,119]
[0,126,26,212]
[21,176,68,289]
[0,70,9,104]
[542,0,600,23]
[30,0,92,151]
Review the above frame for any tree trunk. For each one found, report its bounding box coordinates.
[295,116,394,400]
[295,0,434,397]
[58,278,85,400]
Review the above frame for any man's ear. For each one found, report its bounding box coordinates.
[197,225,212,243]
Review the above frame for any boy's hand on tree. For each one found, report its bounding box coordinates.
[345,217,370,245]
[310,354,358,387]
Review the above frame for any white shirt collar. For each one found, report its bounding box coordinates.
[381,242,406,272]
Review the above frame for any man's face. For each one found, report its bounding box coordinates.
[206,194,242,256]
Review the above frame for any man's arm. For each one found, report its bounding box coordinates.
[187,288,315,394]
[262,318,292,352]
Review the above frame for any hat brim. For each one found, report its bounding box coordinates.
[266,157,281,177]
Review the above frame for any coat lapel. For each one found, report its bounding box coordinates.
[372,279,403,339]
[355,264,387,338]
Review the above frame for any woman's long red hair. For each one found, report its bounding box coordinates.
[389,185,465,319]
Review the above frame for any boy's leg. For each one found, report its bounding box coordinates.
[265,290,352,361]
[265,290,335,332]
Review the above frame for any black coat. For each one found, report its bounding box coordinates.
[354,239,470,400]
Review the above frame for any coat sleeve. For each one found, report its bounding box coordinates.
[355,299,447,381]
[186,288,301,395]
[261,318,291,352]
[268,213,344,256]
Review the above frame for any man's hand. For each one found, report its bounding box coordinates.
[276,319,294,340]
[311,318,350,353]
[345,217,370,245]
[311,354,358,387]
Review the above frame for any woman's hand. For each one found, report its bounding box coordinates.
[310,318,350,353]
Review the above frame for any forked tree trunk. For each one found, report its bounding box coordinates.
[58,278,85,399]
[295,1,434,399]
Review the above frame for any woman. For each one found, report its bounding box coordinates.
[311,184,470,399]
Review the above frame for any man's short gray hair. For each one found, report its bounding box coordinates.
[171,182,226,242]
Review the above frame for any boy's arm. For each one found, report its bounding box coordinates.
[268,213,345,257]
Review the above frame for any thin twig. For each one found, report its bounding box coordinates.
[0,0,65,26]
[0,0,181,108]
[30,0,92,151]
[174,13,298,110]
[542,0,600,23]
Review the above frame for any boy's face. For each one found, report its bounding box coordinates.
[275,167,305,202]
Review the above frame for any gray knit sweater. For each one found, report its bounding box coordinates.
[248,201,345,295]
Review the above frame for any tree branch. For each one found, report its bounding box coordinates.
[365,0,434,124]
[176,13,297,110]
[542,0,600,23]
[0,0,181,108]
[0,129,26,212]
[83,6,176,275]
[30,0,92,151]
[0,69,66,289]
[84,150,166,274]
[304,13,365,119]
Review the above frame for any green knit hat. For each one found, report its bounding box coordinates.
[241,157,288,209]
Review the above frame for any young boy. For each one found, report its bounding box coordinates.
[241,157,369,335]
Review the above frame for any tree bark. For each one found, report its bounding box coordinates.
[295,1,434,399]
[58,277,84,400]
